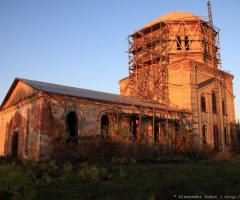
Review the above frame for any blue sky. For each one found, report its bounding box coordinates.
[1,0,240,120]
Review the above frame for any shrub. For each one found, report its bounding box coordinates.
[0,161,37,200]
[79,163,108,181]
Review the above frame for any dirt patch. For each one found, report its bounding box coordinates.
[213,151,239,162]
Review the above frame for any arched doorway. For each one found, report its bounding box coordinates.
[67,112,78,137]
[213,124,219,151]
[12,131,19,157]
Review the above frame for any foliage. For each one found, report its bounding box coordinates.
[111,157,136,165]
[1,157,240,200]
[79,162,109,181]
[0,160,37,200]
[172,128,214,160]
[173,129,197,154]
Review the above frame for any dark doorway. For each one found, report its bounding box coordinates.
[12,131,19,157]
[67,112,78,137]
[213,124,219,151]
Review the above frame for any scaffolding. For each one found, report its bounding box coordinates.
[127,12,221,106]
[128,22,169,104]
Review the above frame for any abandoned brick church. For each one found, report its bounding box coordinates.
[0,11,237,161]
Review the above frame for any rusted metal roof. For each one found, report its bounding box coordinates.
[14,78,174,111]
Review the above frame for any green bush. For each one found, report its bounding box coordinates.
[0,161,37,200]
[79,163,109,181]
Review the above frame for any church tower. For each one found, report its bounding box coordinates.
[119,9,235,151]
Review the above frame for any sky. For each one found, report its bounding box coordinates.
[0,0,240,120]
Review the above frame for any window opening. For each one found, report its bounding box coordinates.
[201,96,206,112]
[67,112,78,137]
[212,91,217,113]
[130,115,137,136]
[177,36,181,50]
[222,100,227,115]
[185,36,189,50]
[101,115,109,137]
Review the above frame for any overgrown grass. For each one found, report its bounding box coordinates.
[1,157,240,200]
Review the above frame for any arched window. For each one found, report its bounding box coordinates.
[222,100,227,115]
[176,36,181,50]
[185,36,189,50]
[202,125,207,144]
[67,112,78,137]
[101,115,109,137]
[212,90,217,113]
[201,96,206,112]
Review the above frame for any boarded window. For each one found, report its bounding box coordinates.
[201,96,206,112]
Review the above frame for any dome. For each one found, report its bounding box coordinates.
[144,12,201,28]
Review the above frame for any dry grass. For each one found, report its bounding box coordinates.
[212,151,240,162]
